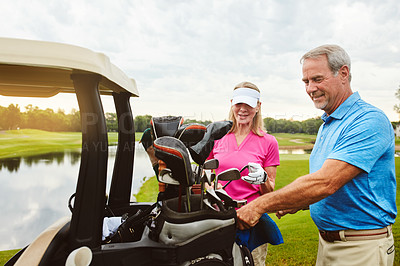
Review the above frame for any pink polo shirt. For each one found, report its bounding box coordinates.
[208,130,280,203]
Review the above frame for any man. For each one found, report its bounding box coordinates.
[237,44,396,265]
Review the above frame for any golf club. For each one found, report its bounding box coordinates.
[215,168,241,190]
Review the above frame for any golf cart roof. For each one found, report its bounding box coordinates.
[0,37,138,97]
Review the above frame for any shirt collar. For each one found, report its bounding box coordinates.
[321,92,360,122]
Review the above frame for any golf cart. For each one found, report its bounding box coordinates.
[1,38,253,265]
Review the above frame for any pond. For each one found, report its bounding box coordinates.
[279,149,312,155]
[0,143,154,251]
[0,146,311,251]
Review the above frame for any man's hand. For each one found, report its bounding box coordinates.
[241,162,268,185]
[236,201,263,230]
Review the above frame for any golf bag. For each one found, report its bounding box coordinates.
[139,116,253,265]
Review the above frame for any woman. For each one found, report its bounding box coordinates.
[208,81,280,265]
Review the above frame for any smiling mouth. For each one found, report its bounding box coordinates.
[311,93,324,101]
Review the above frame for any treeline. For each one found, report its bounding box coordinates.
[131,115,323,135]
[0,104,81,131]
[129,116,213,132]
[264,117,323,135]
[0,104,215,132]
[1,104,324,134]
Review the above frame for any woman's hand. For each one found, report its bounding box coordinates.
[205,182,222,190]
[241,163,268,184]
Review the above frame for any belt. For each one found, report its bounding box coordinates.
[319,225,392,242]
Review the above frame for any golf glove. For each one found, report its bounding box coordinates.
[241,162,268,185]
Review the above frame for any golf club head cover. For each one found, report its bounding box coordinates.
[139,128,153,151]
[188,120,233,165]
[153,136,195,187]
[151,116,183,139]
[174,123,207,148]
[241,162,268,185]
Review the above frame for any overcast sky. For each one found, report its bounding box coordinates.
[0,0,399,122]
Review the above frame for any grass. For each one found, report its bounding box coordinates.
[0,250,20,265]
[133,156,400,265]
[0,129,82,159]
[0,130,398,265]
[265,159,317,265]
[272,133,316,148]
[0,129,143,159]
[0,130,315,160]
[134,173,159,202]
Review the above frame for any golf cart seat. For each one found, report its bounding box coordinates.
[153,136,195,187]
[13,217,70,266]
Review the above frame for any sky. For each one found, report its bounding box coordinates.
[0,0,399,122]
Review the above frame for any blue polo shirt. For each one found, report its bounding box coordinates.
[309,92,396,231]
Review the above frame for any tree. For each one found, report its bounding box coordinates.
[105,112,118,132]
[0,106,6,130]
[302,118,323,135]
[183,119,212,126]
[264,117,277,133]
[5,104,21,130]
[24,104,40,129]
[394,85,400,117]
[134,115,152,132]
[68,109,81,132]
[263,117,322,135]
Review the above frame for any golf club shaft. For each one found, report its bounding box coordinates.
[222,180,232,189]
[200,181,205,209]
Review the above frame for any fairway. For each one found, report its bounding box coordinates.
[0,129,143,159]
[136,156,400,265]
[0,131,399,265]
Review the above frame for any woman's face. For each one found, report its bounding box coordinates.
[231,102,260,127]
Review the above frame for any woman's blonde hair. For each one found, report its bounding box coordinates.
[229,81,264,136]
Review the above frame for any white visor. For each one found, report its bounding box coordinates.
[231,88,260,108]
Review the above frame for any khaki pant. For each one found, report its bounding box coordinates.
[316,233,395,266]
[251,243,268,266]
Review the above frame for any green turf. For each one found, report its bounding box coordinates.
[133,157,400,265]
[0,129,143,159]
[134,174,159,203]
[0,249,20,265]
[0,131,398,265]
[0,130,318,159]
[272,133,316,147]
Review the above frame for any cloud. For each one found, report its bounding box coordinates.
[0,0,399,121]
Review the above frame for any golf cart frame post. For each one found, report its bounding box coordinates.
[109,91,136,207]
[71,74,135,249]
[70,73,109,250]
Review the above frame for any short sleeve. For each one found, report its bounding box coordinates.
[328,111,394,173]
[263,135,280,167]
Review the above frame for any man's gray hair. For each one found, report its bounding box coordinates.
[301,44,352,82]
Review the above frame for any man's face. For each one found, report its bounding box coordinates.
[302,55,344,115]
